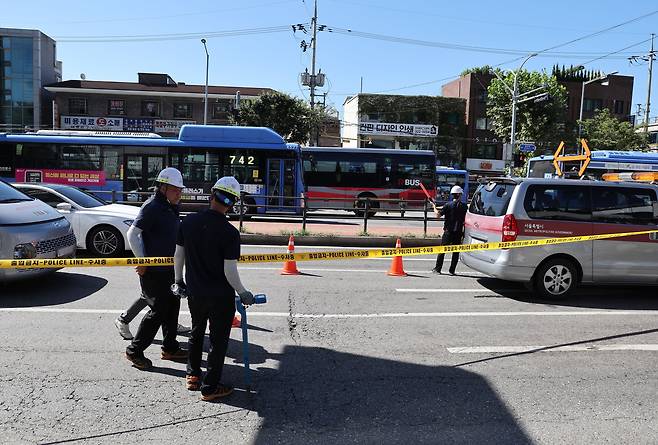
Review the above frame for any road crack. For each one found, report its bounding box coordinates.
[287,290,301,345]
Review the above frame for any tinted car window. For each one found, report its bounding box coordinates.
[524,185,591,221]
[469,182,515,217]
[592,187,658,225]
[56,187,106,208]
[21,189,65,208]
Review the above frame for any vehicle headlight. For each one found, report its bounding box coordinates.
[123,220,134,226]
[14,243,37,259]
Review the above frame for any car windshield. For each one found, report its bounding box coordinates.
[56,186,106,208]
[0,181,33,203]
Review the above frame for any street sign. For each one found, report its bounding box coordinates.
[552,139,591,177]
[519,143,536,153]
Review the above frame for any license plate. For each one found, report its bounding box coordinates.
[57,245,76,257]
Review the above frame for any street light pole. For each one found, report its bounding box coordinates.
[509,53,538,153]
[201,38,209,125]
[578,71,618,137]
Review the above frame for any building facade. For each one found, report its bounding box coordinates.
[342,93,466,167]
[442,71,635,175]
[0,28,62,132]
[45,73,274,136]
[441,72,505,175]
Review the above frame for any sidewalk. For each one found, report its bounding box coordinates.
[232,218,445,247]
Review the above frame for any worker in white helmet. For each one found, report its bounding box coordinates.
[114,171,192,341]
[174,175,255,401]
[432,184,467,275]
[122,167,189,370]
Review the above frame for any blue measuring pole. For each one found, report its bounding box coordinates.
[234,294,267,391]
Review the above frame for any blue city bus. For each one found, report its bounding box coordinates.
[0,125,304,215]
[435,167,468,205]
[527,150,658,179]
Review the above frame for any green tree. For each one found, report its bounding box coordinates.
[487,69,568,148]
[580,108,648,151]
[230,91,324,144]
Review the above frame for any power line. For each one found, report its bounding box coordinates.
[55,25,302,43]
[323,26,651,59]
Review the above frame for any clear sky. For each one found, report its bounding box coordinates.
[4,0,658,122]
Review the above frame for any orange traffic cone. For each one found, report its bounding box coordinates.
[232,314,241,328]
[387,238,407,277]
[281,235,301,275]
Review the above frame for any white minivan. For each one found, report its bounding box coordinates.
[461,178,658,299]
[0,180,76,282]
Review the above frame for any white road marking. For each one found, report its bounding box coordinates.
[448,344,658,353]
[1,308,657,318]
[396,288,514,293]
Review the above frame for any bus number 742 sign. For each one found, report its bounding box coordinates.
[552,139,591,177]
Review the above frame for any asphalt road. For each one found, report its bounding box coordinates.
[1,246,658,444]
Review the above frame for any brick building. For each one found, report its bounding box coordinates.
[45,73,274,135]
[442,71,635,175]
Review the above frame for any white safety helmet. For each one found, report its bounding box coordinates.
[450,185,464,195]
[211,176,241,206]
[155,167,185,188]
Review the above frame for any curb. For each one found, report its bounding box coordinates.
[240,234,441,247]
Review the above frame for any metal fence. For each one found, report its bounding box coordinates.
[90,190,442,237]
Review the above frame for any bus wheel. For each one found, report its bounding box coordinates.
[534,258,578,300]
[354,194,379,217]
[88,225,124,258]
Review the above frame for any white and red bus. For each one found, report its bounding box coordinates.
[301,147,436,215]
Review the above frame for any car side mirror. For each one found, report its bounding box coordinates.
[56,202,72,211]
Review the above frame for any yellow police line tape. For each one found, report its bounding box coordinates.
[1,228,657,270]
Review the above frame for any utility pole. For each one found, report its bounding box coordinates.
[310,0,318,111]
[644,33,655,133]
[629,34,656,132]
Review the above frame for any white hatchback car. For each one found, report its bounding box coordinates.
[14,183,140,257]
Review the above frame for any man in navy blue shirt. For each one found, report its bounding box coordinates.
[174,176,254,402]
[124,168,188,370]
[432,185,467,275]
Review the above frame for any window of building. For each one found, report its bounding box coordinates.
[475,117,492,130]
[614,100,625,115]
[107,99,125,116]
[173,103,193,119]
[592,187,658,225]
[524,185,591,221]
[471,144,498,160]
[68,98,88,115]
[141,101,160,117]
[212,99,233,119]
[476,89,487,103]
[583,98,603,112]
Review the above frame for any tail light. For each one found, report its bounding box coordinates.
[501,214,518,242]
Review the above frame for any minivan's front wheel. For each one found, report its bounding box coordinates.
[534,258,577,300]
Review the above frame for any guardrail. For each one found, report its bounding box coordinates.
[89,190,442,237]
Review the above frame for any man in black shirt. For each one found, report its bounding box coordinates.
[124,167,188,370]
[432,185,467,275]
[174,176,254,402]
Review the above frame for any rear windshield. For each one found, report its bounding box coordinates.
[469,182,516,217]
[0,180,33,203]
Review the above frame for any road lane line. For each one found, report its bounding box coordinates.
[448,344,658,353]
[2,308,658,317]
[396,288,517,293]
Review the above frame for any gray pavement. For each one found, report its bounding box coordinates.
[1,246,658,444]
